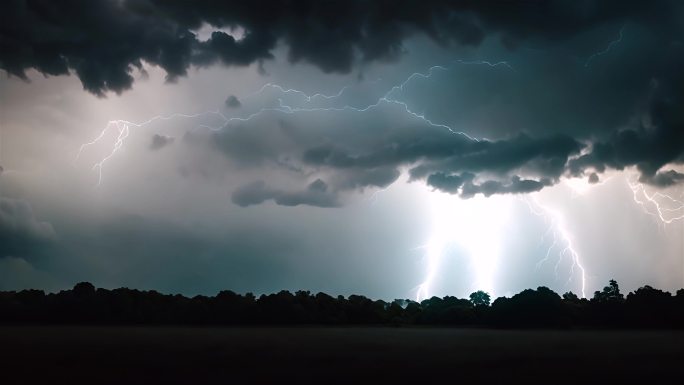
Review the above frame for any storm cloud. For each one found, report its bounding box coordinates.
[1,0,683,299]
[0,197,56,258]
[232,179,340,208]
[3,0,682,96]
[149,134,175,150]
[225,95,242,108]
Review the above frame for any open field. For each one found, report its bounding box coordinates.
[2,326,683,384]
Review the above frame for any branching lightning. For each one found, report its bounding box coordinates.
[627,174,684,224]
[524,195,587,298]
[77,60,514,184]
[584,25,625,67]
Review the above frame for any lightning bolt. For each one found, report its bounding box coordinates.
[524,194,587,298]
[627,174,684,224]
[584,25,625,67]
[415,193,511,301]
[248,83,351,103]
[76,111,234,184]
[414,237,445,301]
[77,59,514,184]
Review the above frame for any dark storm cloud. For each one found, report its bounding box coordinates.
[303,132,581,174]
[231,179,339,208]
[297,129,583,198]
[332,167,402,191]
[225,95,241,108]
[149,134,175,150]
[425,172,473,194]
[460,176,550,198]
[3,0,684,205]
[0,196,56,258]
[588,173,600,184]
[568,58,684,187]
[197,106,584,202]
[3,0,682,96]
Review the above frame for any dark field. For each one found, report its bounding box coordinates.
[2,327,683,384]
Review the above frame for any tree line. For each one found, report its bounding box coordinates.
[1,280,682,328]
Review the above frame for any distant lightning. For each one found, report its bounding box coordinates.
[584,25,625,68]
[272,64,478,140]
[245,82,351,104]
[367,186,391,206]
[275,60,513,141]
[77,59,514,183]
[77,111,232,184]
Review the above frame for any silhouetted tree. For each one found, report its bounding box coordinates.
[625,285,673,327]
[562,291,580,303]
[590,279,627,328]
[469,291,491,307]
[592,279,624,303]
[73,282,96,298]
[490,287,567,328]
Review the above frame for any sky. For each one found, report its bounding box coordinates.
[0,0,683,300]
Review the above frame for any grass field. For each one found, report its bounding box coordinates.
[2,326,683,384]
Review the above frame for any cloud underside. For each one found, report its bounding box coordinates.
[2,0,680,96]
[215,79,683,207]
[3,0,684,207]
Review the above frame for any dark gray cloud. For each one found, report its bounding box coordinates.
[297,127,583,198]
[225,95,241,108]
[332,167,402,191]
[232,179,340,208]
[149,134,175,150]
[0,196,56,258]
[588,173,600,184]
[460,175,550,198]
[3,0,681,96]
[567,62,684,186]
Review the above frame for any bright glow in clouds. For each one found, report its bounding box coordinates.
[416,191,512,301]
[71,62,683,300]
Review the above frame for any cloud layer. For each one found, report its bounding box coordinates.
[3,0,681,96]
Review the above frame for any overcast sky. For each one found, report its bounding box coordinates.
[1,0,683,300]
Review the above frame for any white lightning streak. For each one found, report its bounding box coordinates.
[627,175,684,224]
[584,25,625,67]
[78,59,513,183]
[524,195,587,298]
[415,193,511,301]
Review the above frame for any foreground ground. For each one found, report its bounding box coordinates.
[1,326,683,384]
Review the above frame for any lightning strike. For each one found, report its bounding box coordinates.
[627,175,684,224]
[415,192,511,301]
[584,25,625,67]
[524,194,587,298]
